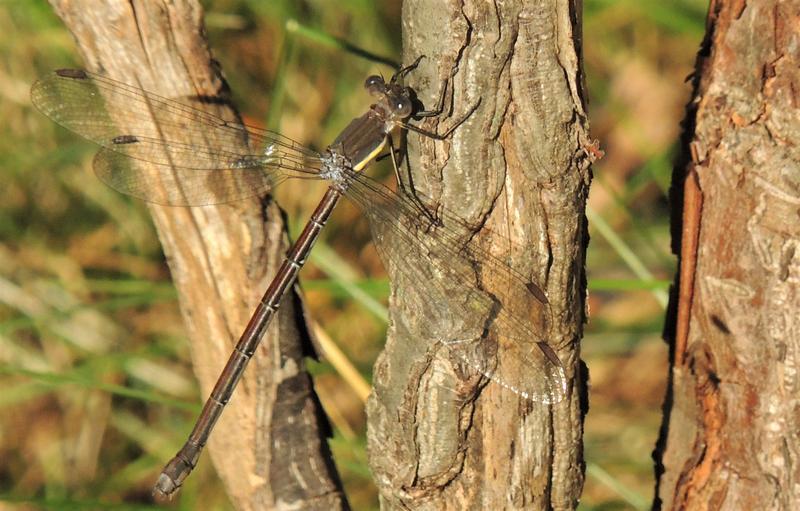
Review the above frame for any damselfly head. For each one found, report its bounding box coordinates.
[365,75,414,121]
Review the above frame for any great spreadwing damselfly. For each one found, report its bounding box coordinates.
[30,58,567,497]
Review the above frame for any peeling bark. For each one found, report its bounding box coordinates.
[45,1,347,509]
[656,0,800,509]
[366,1,591,509]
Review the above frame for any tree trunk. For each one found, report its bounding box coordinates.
[366,1,592,509]
[655,0,800,508]
[46,1,347,509]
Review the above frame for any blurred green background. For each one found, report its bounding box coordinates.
[0,0,706,509]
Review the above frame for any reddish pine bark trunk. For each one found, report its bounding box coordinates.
[656,0,800,508]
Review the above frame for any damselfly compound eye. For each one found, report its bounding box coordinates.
[394,96,412,117]
[364,75,385,95]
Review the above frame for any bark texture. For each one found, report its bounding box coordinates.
[366,1,592,509]
[46,1,346,509]
[656,0,800,509]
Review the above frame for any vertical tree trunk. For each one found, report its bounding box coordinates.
[655,0,800,508]
[366,1,592,509]
[45,1,347,509]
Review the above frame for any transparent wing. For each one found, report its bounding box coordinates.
[92,148,296,206]
[344,171,567,404]
[30,69,323,205]
[31,69,566,400]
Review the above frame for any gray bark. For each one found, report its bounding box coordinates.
[655,0,800,509]
[367,1,592,509]
[45,1,347,509]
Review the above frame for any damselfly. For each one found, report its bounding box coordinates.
[30,59,566,497]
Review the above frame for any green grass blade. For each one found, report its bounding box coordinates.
[587,205,669,308]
